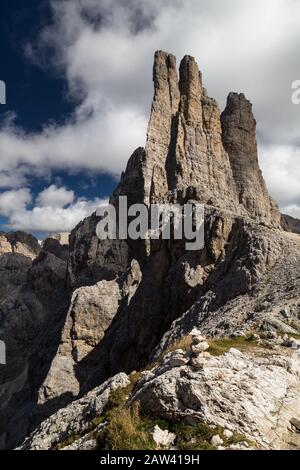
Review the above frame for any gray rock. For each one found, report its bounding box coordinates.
[211,435,224,446]
[152,425,176,447]
[17,373,130,450]
[131,348,300,449]
[223,429,233,439]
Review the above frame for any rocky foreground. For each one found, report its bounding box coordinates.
[0,51,300,450]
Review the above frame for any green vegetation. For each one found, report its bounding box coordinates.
[97,402,156,450]
[207,335,265,356]
[283,332,300,340]
[174,422,219,450]
[56,433,81,450]
[102,371,142,420]
[174,422,251,450]
[55,371,142,450]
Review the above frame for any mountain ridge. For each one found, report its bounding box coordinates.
[0,51,300,450]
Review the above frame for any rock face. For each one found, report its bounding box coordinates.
[281,213,300,234]
[67,213,130,288]
[139,51,239,210]
[221,93,280,225]
[131,346,300,450]
[18,373,130,450]
[0,51,300,451]
[38,259,142,407]
[0,236,69,449]
[0,231,40,259]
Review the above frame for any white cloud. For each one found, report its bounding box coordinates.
[260,144,300,216]
[36,184,75,208]
[0,0,300,220]
[0,188,32,217]
[9,198,105,233]
[281,205,300,219]
[0,185,106,232]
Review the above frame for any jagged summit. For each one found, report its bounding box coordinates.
[221,92,280,223]
[115,50,280,227]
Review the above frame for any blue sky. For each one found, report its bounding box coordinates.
[0,0,300,238]
[0,0,117,237]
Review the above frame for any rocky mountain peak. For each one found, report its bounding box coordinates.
[221,92,280,224]
[178,54,203,126]
[1,50,299,451]
[0,231,40,259]
[116,51,280,227]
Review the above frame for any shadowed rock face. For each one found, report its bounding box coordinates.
[0,235,69,449]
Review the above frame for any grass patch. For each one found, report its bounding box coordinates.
[55,372,142,450]
[102,371,142,421]
[165,335,193,355]
[283,332,300,340]
[97,402,156,450]
[174,422,251,450]
[56,433,81,450]
[174,422,220,450]
[208,336,263,356]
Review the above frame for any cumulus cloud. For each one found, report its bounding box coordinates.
[36,184,74,208]
[0,185,106,232]
[0,188,32,217]
[260,144,300,216]
[0,0,300,219]
[9,198,105,233]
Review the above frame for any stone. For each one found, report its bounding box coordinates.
[38,260,142,405]
[191,334,207,345]
[288,339,300,350]
[191,341,210,354]
[169,351,189,367]
[290,417,300,433]
[280,306,290,319]
[223,429,233,439]
[198,351,211,359]
[230,331,246,338]
[250,334,260,341]
[0,231,40,259]
[152,425,176,448]
[190,356,207,369]
[47,232,70,245]
[211,435,224,446]
[281,214,300,235]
